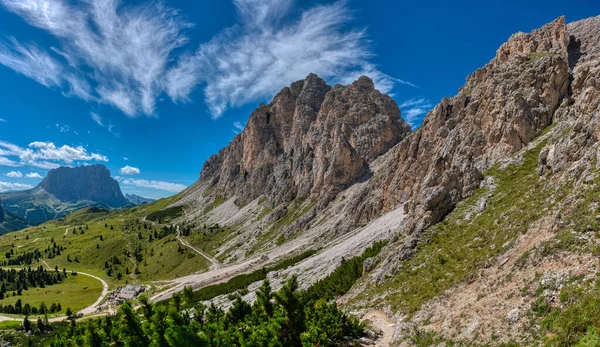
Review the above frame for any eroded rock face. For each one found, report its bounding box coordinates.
[333,17,570,280]
[39,165,128,207]
[341,18,570,237]
[201,74,411,206]
[538,16,600,179]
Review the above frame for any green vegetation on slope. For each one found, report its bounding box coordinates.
[39,276,364,347]
[187,249,318,303]
[145,205,184,223]
[366,135,569,313]
[24,240,388,346]
[302,240,387,303]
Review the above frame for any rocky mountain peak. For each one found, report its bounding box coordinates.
[200,74,411,206]
[39,164,128,208]
[495,16,569,64]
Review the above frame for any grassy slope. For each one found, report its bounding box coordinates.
[361,131,570,313]
[0,274,102,318]
[0,195,213,308]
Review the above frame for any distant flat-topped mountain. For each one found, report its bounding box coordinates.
[125,194,156,205]
[0,164,128,225]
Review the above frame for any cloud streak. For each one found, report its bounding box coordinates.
[167,0,410,118]
[399,97,433,128]
[0,140,108,169]
[0,0,190,116]
[0,0,414,119]
[115,176,187,193]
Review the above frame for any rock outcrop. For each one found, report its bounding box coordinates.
[201,74,411,207]
[352,17,570,278]
[39,165,128,207]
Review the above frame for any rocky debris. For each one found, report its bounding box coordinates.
[363,257,376,273]
[506,309,520,324]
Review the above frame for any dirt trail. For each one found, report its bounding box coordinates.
[362,310,396,346]
[40,260,110,318]
[151,206,403,303]
[0,260,110,324]
[176,231,221,270]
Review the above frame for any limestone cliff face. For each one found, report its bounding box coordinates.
[538,16,600,180]
[39,165,128,208]
[346,17,570,237]
[1,164,128,224]
[201,74,411,207]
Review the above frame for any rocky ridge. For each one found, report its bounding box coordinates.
[200,74,411,208]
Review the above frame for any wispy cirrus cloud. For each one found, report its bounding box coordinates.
[0,181,32,192]
[115,176,186,193]
[0,0,414,120]
[0,0,190,116]
[399,97,433,128]
[232,121,245,134]
[90,113,104,127]
[90,112,119,137]
[0,140,108,169]
[167,0,414,118]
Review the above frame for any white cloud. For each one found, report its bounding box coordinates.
[5,170,22,178]
[0,140,108,169]
[115,176,186,193]
[233,121,245,134]
[0,118,5,122]
[0,157,20,167]
[0,181,32,192]
[123,157,129,161]
[119,165,140,175]
[0,0,190,116]
[25,172,42,178]
[164,0,415,118]
[399,97,433,128]
[0,0,414,120]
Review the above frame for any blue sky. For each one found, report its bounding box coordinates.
[0,0,597,198]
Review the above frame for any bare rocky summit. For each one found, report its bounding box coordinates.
[200,73,411,207]
[39,165,128,208]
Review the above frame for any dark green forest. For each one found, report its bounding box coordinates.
[10,241,386,346]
